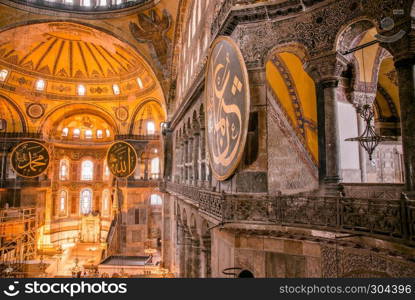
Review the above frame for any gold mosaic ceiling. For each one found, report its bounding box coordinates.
[0,22,157,99]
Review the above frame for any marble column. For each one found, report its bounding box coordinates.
[177,222,186,277]
[191,236,201,278]
[320,79,342,184]
[193,133,200,186]
[199,128,207,186]
[188,136,194,185]
[184,228,192,277]
[184,139,189,183]
[201,234,211,278]
[305,53,348,194]
[395,57,415,192]
[144,158,148,180]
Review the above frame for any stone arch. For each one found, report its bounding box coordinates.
[129,98,166,134]
[39,103,120,136]
[335,18,377,55]
[181,206,189,227]
[0,93,28,133]
[265,42,310,66]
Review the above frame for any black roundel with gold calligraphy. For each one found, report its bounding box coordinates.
[107,141,137,178]
[11,141,50,178]
[205,36,250,181]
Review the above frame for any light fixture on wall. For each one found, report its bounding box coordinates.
[345,104,395,160]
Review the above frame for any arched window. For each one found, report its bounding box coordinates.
[85,129,92,139]
[103,160,110,181]
[62,127,69,137]
[35,79,45,91]
[59,159,69,181]
[73,128,80,138]
[80,189,92,215]
[0,69,8,82]
[0,119,6,131]
[59,190,67,214]
[150,194,162,205]
[97,129,103,139]
[147,120,155,135]
[81,160,94,181]
[151,157,160,179]
[102,189,110,216]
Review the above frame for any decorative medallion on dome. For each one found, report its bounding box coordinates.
[115,106,129,122]
[26,103,45,119]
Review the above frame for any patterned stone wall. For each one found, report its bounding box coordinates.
[267,89,318,195]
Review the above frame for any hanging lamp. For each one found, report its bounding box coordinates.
[345,44,396,160]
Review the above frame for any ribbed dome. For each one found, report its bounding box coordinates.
[0,22,150,82]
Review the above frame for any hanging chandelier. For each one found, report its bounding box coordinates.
[345,104,396,161]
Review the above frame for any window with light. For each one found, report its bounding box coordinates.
[150,194,162,205]
[62,127,69,137]
[59,159,69,181]
[103,161,111,180]
[59,190,67,214]
[151,157,160,179]
[85,129,92,139]
[80,189,92,215]
[147,120,155,135]
[0,69,8,82]
[102,189,110,215]
[77,84,86,96]
[81,160,94,181]
[35,79,46,91]
[73,128,81,138]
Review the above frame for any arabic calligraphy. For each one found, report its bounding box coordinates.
[107,141,137,178]
[205,36,250,181]
[11,141,50,178]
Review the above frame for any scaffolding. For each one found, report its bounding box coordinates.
[0,207,37,276]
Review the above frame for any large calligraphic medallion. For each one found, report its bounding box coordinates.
[106,141,137,178]
[205,36,250,181]
[11,141,50,178]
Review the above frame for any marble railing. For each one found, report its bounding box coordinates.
[165,182,415,246]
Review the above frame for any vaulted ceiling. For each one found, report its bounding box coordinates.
[0,0,184,138]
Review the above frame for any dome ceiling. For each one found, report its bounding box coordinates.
[0,22,157,100]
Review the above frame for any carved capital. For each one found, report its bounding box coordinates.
[350,91,377,107]
[304,53,348,84]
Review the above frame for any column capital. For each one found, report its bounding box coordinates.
[304,52,348,84]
